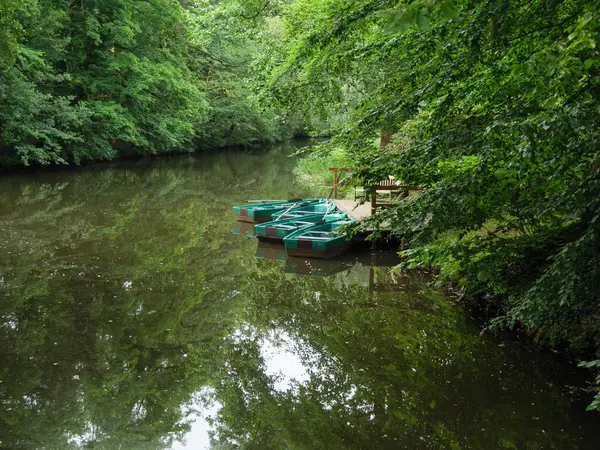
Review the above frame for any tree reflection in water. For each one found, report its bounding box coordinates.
[0,145,598,449]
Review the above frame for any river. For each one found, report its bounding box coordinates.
[0,141,598,449]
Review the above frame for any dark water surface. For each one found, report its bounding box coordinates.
[0,142,598,449]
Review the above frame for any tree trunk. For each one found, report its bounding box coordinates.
[379,128,397,150]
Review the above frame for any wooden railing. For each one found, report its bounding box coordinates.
[329,167,421,194]
[328,167,423,215]
[328,167,365,199]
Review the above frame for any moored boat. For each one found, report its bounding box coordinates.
[283,218,355,258]
[274,200,336,220]
[233,199,323,223]
[255,212,347,241]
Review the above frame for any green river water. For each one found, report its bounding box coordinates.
[0,142,598,449]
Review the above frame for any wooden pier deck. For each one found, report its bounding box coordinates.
[328,167,423,236]
[332,199,372,221]
[333,199,392,234]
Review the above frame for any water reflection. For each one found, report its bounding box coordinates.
[0,143,598,450]
[254,238,401,278]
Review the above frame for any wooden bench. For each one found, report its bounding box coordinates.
[328,168,423,215]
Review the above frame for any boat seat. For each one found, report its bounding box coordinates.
[299,236,335,241]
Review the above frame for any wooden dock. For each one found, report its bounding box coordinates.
[333,199,392,235]
[329,168,423,236]
[332,199,372,222]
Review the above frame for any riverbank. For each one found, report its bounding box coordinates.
[0,138,320,175]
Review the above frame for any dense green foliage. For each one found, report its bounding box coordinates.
[2,0,600,415]
[253,0,600,408]
[0,0,296,166]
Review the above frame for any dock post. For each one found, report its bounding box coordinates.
[370,188,376,216]
[333,169,338,199]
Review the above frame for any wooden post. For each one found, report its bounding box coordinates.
[333,168,338,199]
[370,187,377,216]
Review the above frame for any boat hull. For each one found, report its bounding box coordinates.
[286,242,352,259]
[235,210,276,224]
[284,219,354,259]
[233,199,323,224]
[255,212,346,241]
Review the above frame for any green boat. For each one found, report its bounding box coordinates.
[284,218,355,258]
[233,199,323,224]
[274,201,336,220]
[255,212,347,241]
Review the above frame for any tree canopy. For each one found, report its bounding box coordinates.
[0,0,300,167]
[250,0,600,408]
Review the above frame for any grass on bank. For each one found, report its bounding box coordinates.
[294,148,355,198]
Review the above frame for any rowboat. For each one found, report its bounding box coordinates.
[255,212,347,241]
[274,200,336,220]
[233,199,323,224]
[284,218,355,258]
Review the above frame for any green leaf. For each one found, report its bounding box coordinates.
[578,360,600,369]
[416,8,430,30]
[440,0,459,20]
